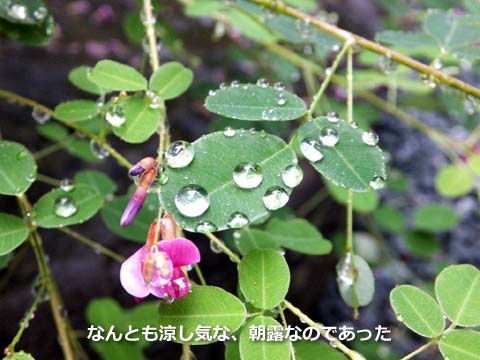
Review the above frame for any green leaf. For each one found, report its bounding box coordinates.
[468,154,480,175]
[265,218,332,255]
[435,164,473,198]
[239,249,290,309]
[33,184,103,228]
[68,66,103,94]
[390,285,445,337]
[439,329,480,360]
[0,254,11,270]
[234,228,279,255]
[89,59,147,91]
[376,30,437,49]
[337,255,375,307]
[184,0,224,17]
[158,285,246,344]
[225,340,241,360]
[226,8,278,43]
[0,141,37,196]
[111,96,161,143]
[295,340,347,360]
[0,213,29,255]
[74,170,116,196]
[205,83,307,121]
[123,13,144,45]
[54,100,99,122]
[298,117,386,192]
[0,0,47,25]
[325,180,379,212]
[413,203,459,232]
[3,351,36,360]
[160,130,298,232]
[435,264,480,326]
[404,231,440,257]
[149,62,193,100]
[284,0,317,10]
[372,206,405,233]
[239,316,290,360]
[101,191,158,243]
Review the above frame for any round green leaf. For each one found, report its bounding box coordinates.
[239,316,290,360]
[337,255,374,307]
[0,254,11,270]
[265,218,331,255]
[295,340,347,360]
[404,230,440,257]
[112,96,161,143]
[390,285,445,338]
[68,66,103,94]
[435,264,480,326]
[372,206,405,233]
[0,213,29,255]
[0,141,36,196]
[468,154,480,175]
[413,203,459,232]
[239,249,290,309]
[74,170,116,196]
[205,83,307,121]
[225,340,241,360]
[54,100,99,121]
[160,130,298,232]
[89,59,147,91]
[439,329,480,360]
[157,285,246,345]
[325,180,379,212]
[33,184,103,228]
[149,62,193,100]
[235,228,279,255]
[298,118,386,192]
[3,351,36,360]
[101,191,158,242]
[435,164,473,198]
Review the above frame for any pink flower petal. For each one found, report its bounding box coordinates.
[148,283,167,299]
[164,268,190,299]
[158,238,200,267]
[120,246,150,298]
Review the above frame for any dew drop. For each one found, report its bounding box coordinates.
[223,127,236,137]
[274,82,285,91]
[105,105,126,127]
[209,241,222,254]
[432,58,443,70]
[174,185,209,218]
[326,111,339,123]
[165,141,194,168]
[369,176,385,190]
[7,3,28,21]
[277,92,287,106]
[256,78,269,88]
[140,9,156,25]
[17,150,27,160]
[420,73,436,88]
[59,178,74,192]
[325,67,333,76]
[196,221,217,233]
[336,253,354,287]
[331,43,341,52]
[32,108,51,124]
[208,89,217,96]
[26,173,35,183]
[362,131,379,146]
[351,121,359,128]
[378,54,398,74]
[227,212,249,228]
[262,108,279,120]
[54,196,77,218]
[233,162,263,189]
[263,186,289,210]
[300,138,323,162]
[146,90,162,109]
[33,6,48,21]
[282,165,303,188]
[89,140,110,159]
[295,18,312,39]
[219,82,227,89]
[320,127,339,147]
[231,80,240,88]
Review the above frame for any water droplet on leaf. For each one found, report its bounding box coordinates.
[209,241,222,254]
[146,90,162,109]
[282,165,303,188]
[54,196,77,218]
[208,89,217,96]
[336,253,355,287]
[300,138,324,162]
[369,176,385,190]
[262,108,279,120]
[233,162,263,189]
[256,78,269,88]
[378,54,398,74]
[263,186,289,210]
[227,212,249,228]
[175,185,209,218]
[320,127,339,147]
[89,140,110,159]
[32,108,51,124]
[165,141,194,168]
[223,127,236,137]
[362,131,379,146]
[196,221,217,233]
[59,178,74,192]
[277,92,287,106]
[231,80,240,87]
[295,18,312,39]
[326,111,339,123]
[274,82,285,91]
[105,105,126,127]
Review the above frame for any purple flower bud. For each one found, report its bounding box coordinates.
[120,187,147,227]
[128,163,145,176]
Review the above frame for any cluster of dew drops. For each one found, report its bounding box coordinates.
[299,111,385,190]
[163,131,303,233]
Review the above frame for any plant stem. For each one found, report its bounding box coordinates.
[36,173,61,187]
[34,141,65,160]
[57,227,125,263]
[245,0,480,99]
[4,285,45,355]
[205,233,242,263]
[278,305,296,360]
[193,263,207,286]
[182,344,194,360]
[142,0,159,71]
[0,89,132,169]
[306,39,352,118]
[399,339,437,360]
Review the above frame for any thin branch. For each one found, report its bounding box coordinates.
[142,0,159,71]
[36,173,61,187]
[205,233,241,264]
[34,141,65,160]
[399,339,437,360]
[193,264,207,286]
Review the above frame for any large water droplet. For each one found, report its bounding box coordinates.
[369,176,385,190]
[336,253,355,287]
[256,78,269,88]
[223,127,236,137]
[320,127,339,147]
[146,90,162,109]
[274,82,285,91]
[262,108,279,120]
[326,111,339,123]
[233,162,263,189]
[362,131,379,146]
[165,141,194,168]
[32,108,51,124]
[7,3,28,21]
[300,138,323,162]
[227,212,249,228]
[105,105,126,127]
[175,185,209,217]
[208,89,217,96]
[282,165,303,188]
[231,80,240,88]
[59,178,74,192]
[89,140,110,159]
[196,221,217,233]
[263,186,289,210]
[277,92,287,106]
[54,196,77,218]
[432,58,443,70]
[219,82,227,89]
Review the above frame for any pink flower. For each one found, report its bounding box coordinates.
[120,238,200,300]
